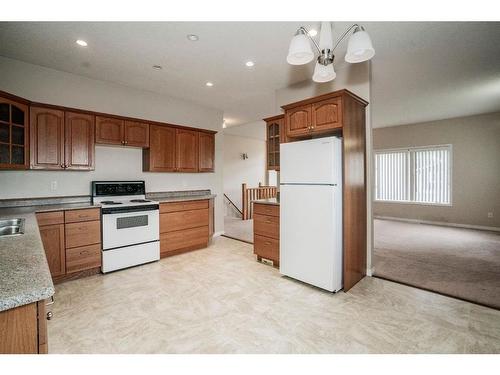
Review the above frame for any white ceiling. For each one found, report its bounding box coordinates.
[0,22,499,128]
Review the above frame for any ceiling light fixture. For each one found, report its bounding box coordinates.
[287,22,375,83]
[152,65,162,70]
[187,34,199,41]
[245,61,255,67]
[308,29,318,37]
[76,39,88,47]
[206,82,214,87]
[222,120,227,129]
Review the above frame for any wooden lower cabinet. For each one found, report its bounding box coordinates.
[65,220,101,249]
[37,208,102,284]
[0,300,48,354]
[159,199,211,258]
[160,226,209,255]
[38,223,66,277]
[254,235,279,263]
[65,243,101,273]
[253,203,280,266]
[160,208,209,232]
[253,213,279,239]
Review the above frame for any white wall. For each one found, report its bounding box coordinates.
[223,131,266,217]
[223,120,266,141]
[373,112,500,229]
[274,62,373,273]
[0,56,225,233]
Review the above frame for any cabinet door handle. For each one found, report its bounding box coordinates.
[46,311,53,320]
[60,163,64,169]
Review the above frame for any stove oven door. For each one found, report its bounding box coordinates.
[102,205,159,250]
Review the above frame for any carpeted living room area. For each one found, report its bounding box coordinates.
[373,219,500,309]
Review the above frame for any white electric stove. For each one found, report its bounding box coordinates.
[92,181,160,273]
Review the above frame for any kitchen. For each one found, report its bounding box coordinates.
[1,13,499,371]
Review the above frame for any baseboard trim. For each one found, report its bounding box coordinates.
[213,231,225,237]
[366,267,375,277]
[373,275,499,311]
[375,216,500,232]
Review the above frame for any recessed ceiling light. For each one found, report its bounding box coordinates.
[308,29,318,37]
[206,82,214,87]
[152,65,163,70]
[76,39,88,47]
[245,61,255,67]
[187,34,199,41]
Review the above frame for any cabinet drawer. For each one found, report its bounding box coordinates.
[159,199,208,213]
[160,208,209,233]
[160,226,209,255]
[65,208,100,223]
[254,213,279,239]
[253,203,279,217]
[65,220,101,248]
[66,243,101,273]
[254,234,279,262]
[36,211,64,226]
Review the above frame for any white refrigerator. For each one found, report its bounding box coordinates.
[279,136,343,292]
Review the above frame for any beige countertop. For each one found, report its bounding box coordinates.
[0,190,215,312]
[0,210,55,312]
[253,198,280,206]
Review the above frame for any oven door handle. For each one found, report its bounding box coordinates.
[101,205,159,214]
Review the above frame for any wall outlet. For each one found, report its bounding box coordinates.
[50,181,58,191]
[487,212,493,218]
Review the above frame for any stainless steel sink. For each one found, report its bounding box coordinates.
[0,218,25,237]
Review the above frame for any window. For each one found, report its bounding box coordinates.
[375,145,451,205]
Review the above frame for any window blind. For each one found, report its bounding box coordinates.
[375,145,451,205]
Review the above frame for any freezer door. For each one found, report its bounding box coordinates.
[280,184,343,292]
[280,136,342,185]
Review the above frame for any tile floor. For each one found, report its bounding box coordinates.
[48,236,500,354]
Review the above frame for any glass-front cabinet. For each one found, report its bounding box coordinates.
[0,96,29,169]
[264,114,285,171]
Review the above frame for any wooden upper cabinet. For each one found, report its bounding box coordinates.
[124,121,149,147]
[95,116,123,145]
[176,129,199,172]
[198,132,215,172]
[143,125,176,172]
[264,115,284,171]
[285,105,311,138]
[0,96,29,170]
[312,97,342,133]
[30,107,65,170]
[283,92,351,138]
[95,117,149,147]
[64,112,95,170]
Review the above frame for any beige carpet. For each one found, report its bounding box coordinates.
[223,216,253,243]
[374,219,500,309]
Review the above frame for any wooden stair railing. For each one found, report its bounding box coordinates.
[224,193,243,218]
[242,182,278,220]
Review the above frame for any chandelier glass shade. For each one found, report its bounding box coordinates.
[287,22,375,83]
[286,32,314,65]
